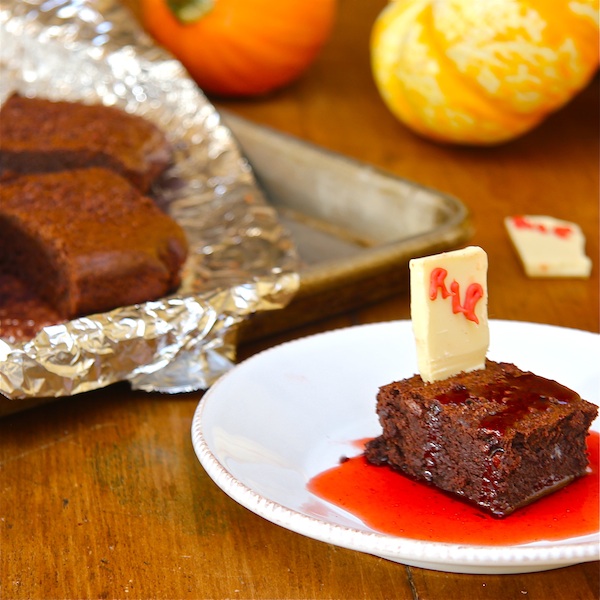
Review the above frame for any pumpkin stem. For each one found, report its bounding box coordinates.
[167,0,214,25]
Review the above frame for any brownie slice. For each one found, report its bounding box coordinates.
[0,273,64,342]
[0,168,188,323]
[365,360,598,517]
[0,94,171,192]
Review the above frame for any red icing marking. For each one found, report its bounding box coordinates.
[308,432,599,545]
[554,226,573,239]
[511,216,573,239]
[512,215,530,229]
[450,280,483,324]
[429,268,483,324]
[429,268,451,300]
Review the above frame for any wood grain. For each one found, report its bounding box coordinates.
[1,0,598,598]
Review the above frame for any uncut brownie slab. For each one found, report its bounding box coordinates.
[0,94,171,192]
[365,360,598,517]
[0,167,188,324]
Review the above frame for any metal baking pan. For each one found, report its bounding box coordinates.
[222,112,473,341]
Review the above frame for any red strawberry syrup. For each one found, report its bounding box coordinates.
[308,432,599,545]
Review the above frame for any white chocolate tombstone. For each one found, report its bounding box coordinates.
[410,246,489,383]
[505,215,592,278]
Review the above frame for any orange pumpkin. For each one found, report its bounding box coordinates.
[140,0,337,98]
[371,0,600,145]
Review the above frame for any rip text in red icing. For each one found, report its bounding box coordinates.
[429,268,483,324]
[511,216,572,239]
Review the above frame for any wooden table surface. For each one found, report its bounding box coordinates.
[1,1,599,598]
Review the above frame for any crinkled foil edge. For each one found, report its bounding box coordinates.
[0,0,301,400]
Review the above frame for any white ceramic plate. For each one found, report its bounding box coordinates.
[191,320,599,574]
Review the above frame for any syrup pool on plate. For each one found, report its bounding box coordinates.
[308,432,599,546]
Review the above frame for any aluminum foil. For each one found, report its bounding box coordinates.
[0,0,301,400]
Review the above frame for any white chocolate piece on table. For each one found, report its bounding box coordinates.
[410,246,489,383]
[505,215,592,278]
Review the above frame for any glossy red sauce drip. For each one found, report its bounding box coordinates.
[308,432,599,545]
[436,374,578,434]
